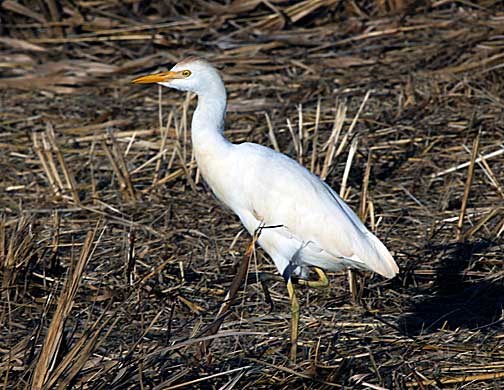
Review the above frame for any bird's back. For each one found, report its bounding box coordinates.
[225,142,398,279]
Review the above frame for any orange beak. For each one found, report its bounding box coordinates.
[131,71,179,84]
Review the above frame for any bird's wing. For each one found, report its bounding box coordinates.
[234,143,398,278]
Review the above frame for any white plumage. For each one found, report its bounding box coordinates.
[133,57,398,281]
[132,57,398,360]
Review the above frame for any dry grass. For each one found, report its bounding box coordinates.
[1,1,504,389]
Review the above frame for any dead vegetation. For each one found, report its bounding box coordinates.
[1,1,504,389]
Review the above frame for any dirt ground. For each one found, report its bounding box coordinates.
[1,1,503,389]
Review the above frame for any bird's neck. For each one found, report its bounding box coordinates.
[191,82,232,159]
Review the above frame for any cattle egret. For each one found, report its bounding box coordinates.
[132,57,399,360]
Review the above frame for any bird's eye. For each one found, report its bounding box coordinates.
[182,70,191,77]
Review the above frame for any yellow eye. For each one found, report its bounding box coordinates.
[181,70,191,77]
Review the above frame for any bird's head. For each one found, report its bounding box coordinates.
[132,57,222,95]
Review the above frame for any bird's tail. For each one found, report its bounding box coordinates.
[364,232,399,279]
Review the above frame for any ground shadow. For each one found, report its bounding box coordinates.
[398,240,504,336]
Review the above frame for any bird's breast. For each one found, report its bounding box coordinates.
[194,149,239,209]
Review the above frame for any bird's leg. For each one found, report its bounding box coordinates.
[251,268,328,312]
[286,277,299,362]
[295,267,329,289]
[253,267,327,361]
[286,267,328,362]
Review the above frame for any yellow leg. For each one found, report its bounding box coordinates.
[286,267,329,361]
[286,278,299,362]
[296,267,329,288]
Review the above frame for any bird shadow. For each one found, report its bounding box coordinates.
[397,239,504,336]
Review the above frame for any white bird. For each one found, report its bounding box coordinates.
[132,57,398,360]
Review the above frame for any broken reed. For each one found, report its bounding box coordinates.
[1,1,504,388]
